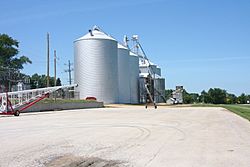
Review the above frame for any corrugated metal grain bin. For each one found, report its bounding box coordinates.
[150,64,157,75]
[117,43,130,103]
[154,78,165,103]
[129,52,139,104]
[156,66,161,76]
[74,27,118,103]
[139,76,146,103]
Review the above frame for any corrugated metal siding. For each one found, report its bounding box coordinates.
[156,67,161,76]
[129,53,139,104]
[139,77,146,103]
[154,78,165,103]
[139,66,149,74]
[118,45,130,103]
[74,39,118,103]
[150,64,157,75]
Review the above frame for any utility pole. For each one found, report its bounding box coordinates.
[64,60,73,85]
[68,60,71,85]
[54,50,57,86]
[53,50,57,102]
[47,32,50,87]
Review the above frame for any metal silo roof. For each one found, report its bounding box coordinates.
[75,26,116,41]
[74,26,119,104]
[118,43,128,50]
[129,51,138,57]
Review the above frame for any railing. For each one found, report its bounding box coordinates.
[0,84,77,113]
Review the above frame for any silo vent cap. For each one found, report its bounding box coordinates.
[93,25,100,31]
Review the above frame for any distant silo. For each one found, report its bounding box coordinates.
[74,27,118,103]
[129,52,139,104]
[117,43,130,103]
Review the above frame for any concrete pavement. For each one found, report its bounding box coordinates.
[0,106,249,167]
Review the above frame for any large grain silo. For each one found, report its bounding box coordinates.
[129,52,139,104]
[117,43,130,103]
[74,27,118,103]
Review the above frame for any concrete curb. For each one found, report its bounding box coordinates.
[23,102,104,112]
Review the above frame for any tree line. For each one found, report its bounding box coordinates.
[165,88,250,104]
[29,73,61,89]
[0,33,61,91]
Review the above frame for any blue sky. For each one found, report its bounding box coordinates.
[0,0,249,95]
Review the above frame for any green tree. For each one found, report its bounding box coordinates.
[208,88,227,104]
[0,34,31,70]
[0,34,31,89]
[200,90,212,103]
[189,93,200,103]
[247,95,250,103]
[226,93,237,104]
[237,93,247,104]
[30,73,61,89]
[182,90,200,104]
[56,78,62,86]
[183,89,191,104]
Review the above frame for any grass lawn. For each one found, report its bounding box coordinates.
[192,104,250,121]
[222,105,250,121]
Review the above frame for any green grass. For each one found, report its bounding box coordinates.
[192,104,250,121]
[191,103,218,107]
[222,105,250,121]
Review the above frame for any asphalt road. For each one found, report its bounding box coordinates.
[0,106,250,167]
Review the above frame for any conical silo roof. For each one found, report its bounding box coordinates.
[118,43,129,50]
[129,51,138,57]
[75,25,116,41]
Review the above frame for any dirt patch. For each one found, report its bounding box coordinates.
[46,154,122,167]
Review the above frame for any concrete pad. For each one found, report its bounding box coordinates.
[0,106,250,167]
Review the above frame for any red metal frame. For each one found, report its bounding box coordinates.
[0,93,49,116]
[19,93,49,112]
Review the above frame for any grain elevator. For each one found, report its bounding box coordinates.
[74,26,165,104]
